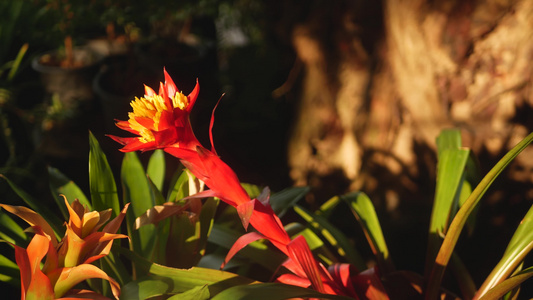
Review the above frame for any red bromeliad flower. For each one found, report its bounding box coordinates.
[108,69,200,152]
[109,69,375,298]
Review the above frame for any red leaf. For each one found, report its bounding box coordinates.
[276,273,311,288]
[352,266,389,300]
[222,231,265,269]
[236,201,255,230]
[287,235,326,293]
[187,79,200,113]
[328,263,358,297]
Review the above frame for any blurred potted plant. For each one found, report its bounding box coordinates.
[85,0,141,59]
[134,0,219,92]
[31,0,103,111]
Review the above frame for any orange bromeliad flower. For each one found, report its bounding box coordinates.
[1,197,129,299]
[108,69,200,152]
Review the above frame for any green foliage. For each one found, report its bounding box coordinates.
[1,128,532,299]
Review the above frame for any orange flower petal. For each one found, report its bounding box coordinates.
[48,264,121,299]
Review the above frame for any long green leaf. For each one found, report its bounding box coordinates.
[168,285,210,300]
[0,253,19,286]
[147,150,165,192]
[426,129,470,277]
[48,167,91,218]
[294,205,366,270]
[167,169,189,202]
[425,132,533,300]
[211,282,353,300]
[269,186,310,217]
[341,192,393,274]
[119,248,257,299]
[478,267,533,300]
[121,152,156,260]
[0,210,27,245]
[0,175,63,237]
[475,203,533,299]
[88,132,120,216]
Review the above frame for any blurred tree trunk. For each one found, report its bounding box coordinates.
[285,0,533,208]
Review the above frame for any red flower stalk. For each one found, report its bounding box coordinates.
[109,69,355,296]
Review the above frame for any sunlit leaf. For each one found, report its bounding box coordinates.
[119,248,257,299]
[426,132,533,300]
[48,264,120,299]
[210,282,353,300]
[121,152,156,260]
[167,284,210,300]
[426,129,470,278]
[242,183,262,199]
[167,169,188,202]
[147,150,165,192]
[294,205,366,270]
[88,132,120,217]
[341,192,393,274]
[475,203,533,299]
[478,267,533,300]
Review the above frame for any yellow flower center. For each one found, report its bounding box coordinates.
[128,91,189,143]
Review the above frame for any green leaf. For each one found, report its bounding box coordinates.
[197,198,219,256]
[426,129,470,277]
[475,203,533,299]
[241,183,262,199]
[426,132,533,300]
[48,166,91,218]
[119,248,257,300]
[167,169,189,202]
[269,186,310,217]
[165,212,199,268]
[168,285,210,300]
[88,132,120,216]
[478,267,533,300]
[0,253,19,286]
[341,191,393,274]
[318,196,342,219]
[147,150,165,192]
[294,205,366,270]
[121,152,156,260]
[0,210,27,245]
[0,175,63,237]
[211,282,353,300]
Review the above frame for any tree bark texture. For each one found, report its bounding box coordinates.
[284,0,533,209]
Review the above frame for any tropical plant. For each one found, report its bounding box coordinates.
[0,69,532,299]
